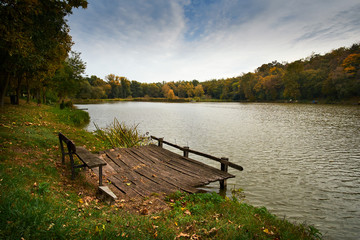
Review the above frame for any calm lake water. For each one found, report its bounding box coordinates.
[76,102,360,239]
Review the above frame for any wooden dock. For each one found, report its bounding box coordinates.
[96,138,243,198]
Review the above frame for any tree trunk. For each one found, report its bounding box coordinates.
[15,75,22,105]
[26,77,30,103]
[42,87,46,104]
[36,88,41,104]
[0,73,10,107]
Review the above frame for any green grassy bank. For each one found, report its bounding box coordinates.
[0,102,322,239]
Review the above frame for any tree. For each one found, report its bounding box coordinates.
[106,74,121,98]
[52,51,86,100]
[130,80,143,97]
[342,53,360,77]
[0,0,88,106]
[162,84,171,98]
[120,77,131,98]
[194,84,204,98]
[283,61,303,100]
[239,73,256,101]
[147,83,161,97]
[167,89,176,99]
[185,83,195,98]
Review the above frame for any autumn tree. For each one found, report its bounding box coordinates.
[194,84,204,97]
[106,74,120,98]
[162,83,171,98]
[342,53,360,77]
[0,0,87,106]
[167,89,176,99]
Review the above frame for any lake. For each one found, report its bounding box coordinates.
[76,101,360,239]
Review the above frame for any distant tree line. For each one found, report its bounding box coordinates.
[75,43,359,102]
[1,0,358,106]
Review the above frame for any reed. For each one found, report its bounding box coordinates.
[94,118,148,148]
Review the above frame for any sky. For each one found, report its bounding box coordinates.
[67,0,360,83]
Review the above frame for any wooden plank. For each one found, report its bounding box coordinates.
[133,161,199,193]
[131,146,208,185]
[112,171,151,197]
[98,186,118,200]
[108,157,159,197]
[75,147,106,168]
[99,153,123,172]
[144,145,234,181]
[140,151,220,186]
[108,175,140,198]
[103,149,129,169]
[118,148,200,193]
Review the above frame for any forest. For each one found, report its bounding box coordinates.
[55,44,360,103]
[1,1,359,106]
[75,44,360,103]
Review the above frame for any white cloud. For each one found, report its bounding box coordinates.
[68,0,360,82]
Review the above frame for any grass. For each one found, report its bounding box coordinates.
[94,118,149,149]
[0,100,322,239]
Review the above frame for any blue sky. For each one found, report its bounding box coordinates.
[68,0,360,83]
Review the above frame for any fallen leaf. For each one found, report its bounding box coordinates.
[47,223,55,231]
[202,227,218,236]
[140,208,148,215]
[263,228,274,235]
[151,216,161,220]
[190,234,200,240]
[184,210,191,215]
[176,232,190,238]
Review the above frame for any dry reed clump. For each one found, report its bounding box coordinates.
[94,118,149,148]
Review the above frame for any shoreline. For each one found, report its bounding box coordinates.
[72,97,360,105]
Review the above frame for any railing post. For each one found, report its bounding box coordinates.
[158,138,163,148]
[220,157,229,190]
[183,146,189,158]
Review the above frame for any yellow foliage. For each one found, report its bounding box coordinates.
[342,53,360,75]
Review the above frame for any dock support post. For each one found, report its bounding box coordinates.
[183,146,189,158]
[220,157,229,190]
[158,138,163,148]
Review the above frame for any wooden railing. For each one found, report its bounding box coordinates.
[151,136,243,189]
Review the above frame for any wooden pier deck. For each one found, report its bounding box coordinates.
[98,144,236,198]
